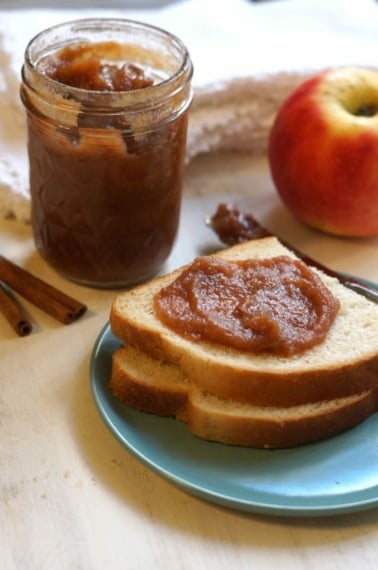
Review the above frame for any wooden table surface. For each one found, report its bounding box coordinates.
[1,153,378,570]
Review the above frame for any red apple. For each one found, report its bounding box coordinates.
[268,67,378,237]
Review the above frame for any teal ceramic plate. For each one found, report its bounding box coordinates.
[90,318,378,517]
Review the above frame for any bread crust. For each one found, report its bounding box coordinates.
[109,345,378,449]
[185,390,378,449]
[110,346,188,417]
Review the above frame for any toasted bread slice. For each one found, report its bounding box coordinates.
[110,237,378,407]
[109,344,378,449]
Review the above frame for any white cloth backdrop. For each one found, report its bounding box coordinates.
[0,0,377,221]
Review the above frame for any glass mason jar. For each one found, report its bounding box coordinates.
[20,18,193,288]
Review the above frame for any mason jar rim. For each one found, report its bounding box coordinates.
[23,17,193,104]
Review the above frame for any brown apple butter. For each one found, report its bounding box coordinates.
[154,255,340,356]
[38,42,154,91]
[21,19,193,287]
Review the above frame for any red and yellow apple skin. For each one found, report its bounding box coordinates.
[268,67,378,238]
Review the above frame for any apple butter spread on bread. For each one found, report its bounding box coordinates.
[154,255,340,357]
[109,236,378,448]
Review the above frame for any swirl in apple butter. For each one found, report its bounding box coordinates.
[39,42,154,91]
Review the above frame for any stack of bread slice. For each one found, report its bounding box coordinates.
[109,237,378,448]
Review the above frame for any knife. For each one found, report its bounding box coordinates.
[206,203,378,304]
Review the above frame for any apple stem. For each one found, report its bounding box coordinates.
[356,103,377,117]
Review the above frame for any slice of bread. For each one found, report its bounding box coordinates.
[109,344,378,448]
[110,236,378,407]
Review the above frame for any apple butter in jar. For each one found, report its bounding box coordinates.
[20,19,193,287]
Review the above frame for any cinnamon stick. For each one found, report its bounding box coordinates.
[0,255,87,324]
[0,282,33,336]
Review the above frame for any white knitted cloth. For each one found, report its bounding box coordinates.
[0,0,377,221]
